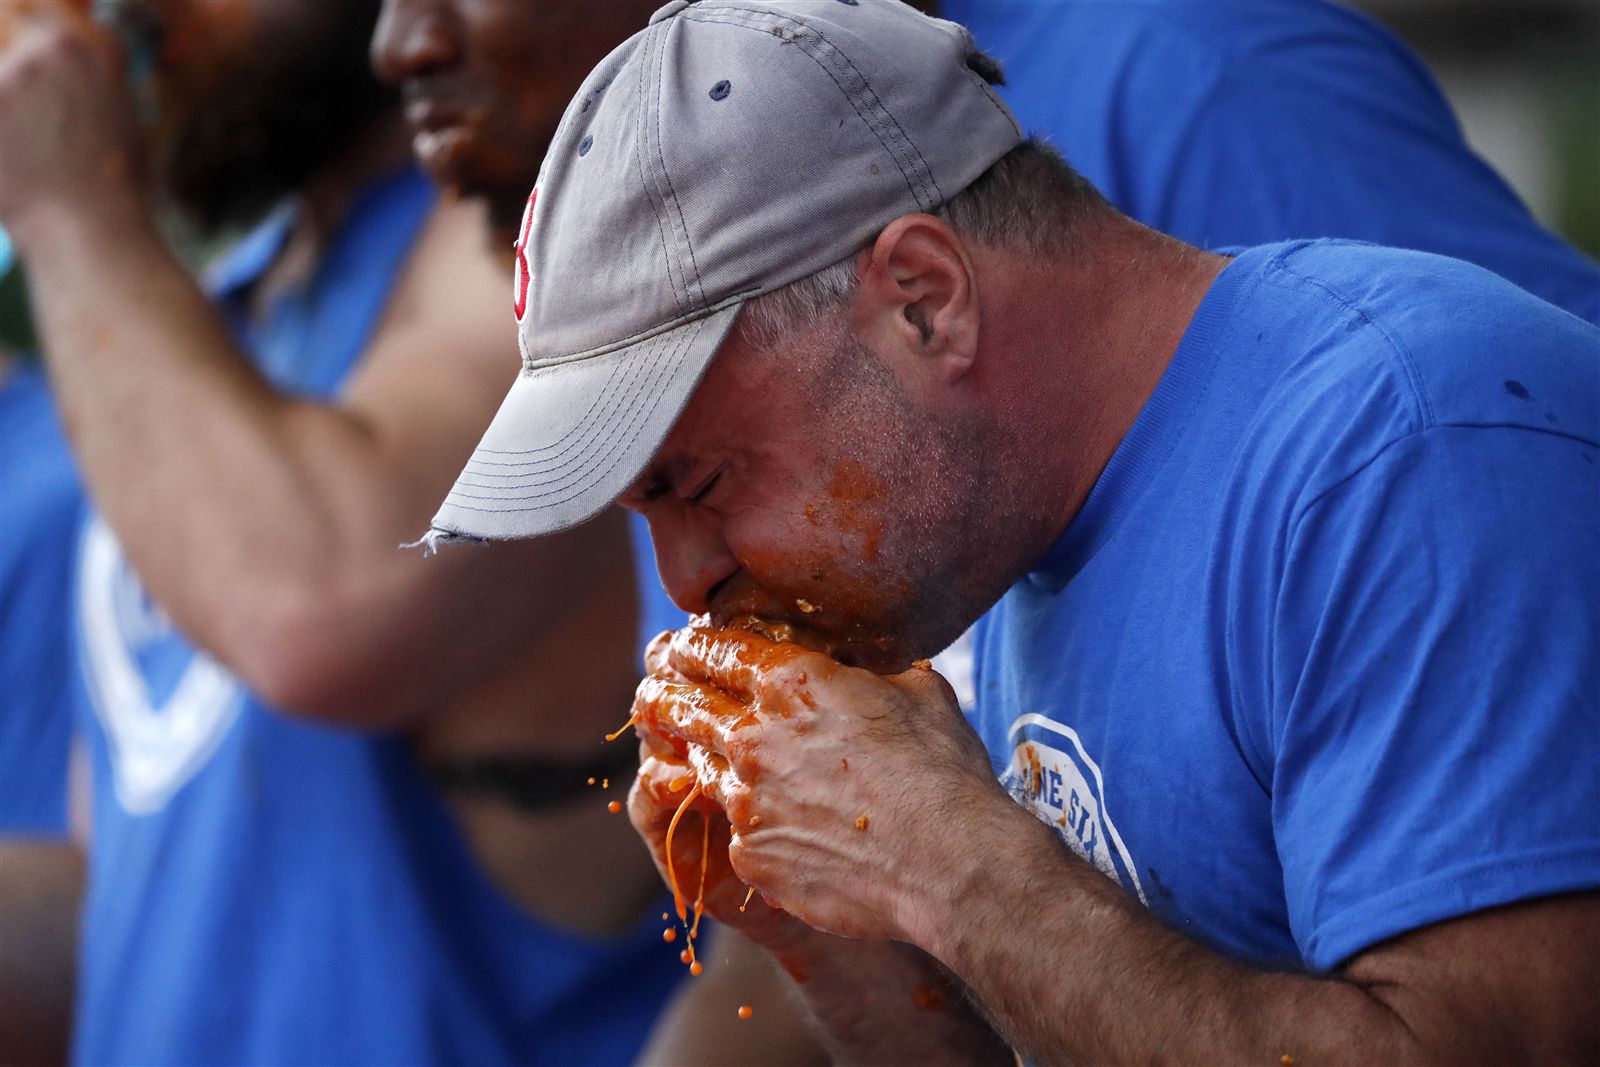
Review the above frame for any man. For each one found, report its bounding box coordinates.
[0,1,680,1061]
[369,0,682,642]
[422,2,1600,1062]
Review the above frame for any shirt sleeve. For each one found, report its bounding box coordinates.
[1268,423,1600,971]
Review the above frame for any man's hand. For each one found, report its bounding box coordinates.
[630,622,1010,946]
[0,2,142,243]
[627,626,1017,1065]
[627,630,811,958]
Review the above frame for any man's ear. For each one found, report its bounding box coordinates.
[853,213,979,386]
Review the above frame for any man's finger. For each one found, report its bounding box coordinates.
[687,743,757,827]
[635,674,751,756]
[642,629,676,676]
[668,622,826,704]
[634,748,696,812]
[888,659,960,708]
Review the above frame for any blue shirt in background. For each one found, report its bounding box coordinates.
[630,511,688,649]
[948,0,1600,324]
[73,168,682,1066]
[0,362,80,833]
[972,240,1600,970]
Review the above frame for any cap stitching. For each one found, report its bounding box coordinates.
[644,23,698,305]
[444,315,706,510]
[651,19,707,305]
[517,287,750,370]
[446,328,679,499]
[455,303,692,474]
[634,24,690,312]
[794,16,944,207]
[465,354,636,466]
[453,317,691,504]
[679,6,938,209]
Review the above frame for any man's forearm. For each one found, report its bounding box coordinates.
[914,800,1417,1066]
[23,203,392,621]
[768,925,1013,1066]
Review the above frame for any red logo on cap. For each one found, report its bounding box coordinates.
[513,189,537,320]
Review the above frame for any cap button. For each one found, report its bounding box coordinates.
[648,0,691,25]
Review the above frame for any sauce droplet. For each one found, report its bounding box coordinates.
[607,800,622,814]
[854,814,869,831]
[663,927,678,943]
[689,960,703,976]
[586,777,596,785]
[740,885,757,913]
[604,711,639,743]
[748,815,763,828]
[737,1005,753,1020]
[679,948,693,964]
[1280,1057,1295,1066]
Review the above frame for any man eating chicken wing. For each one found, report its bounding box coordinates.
[420,1,1600,1062]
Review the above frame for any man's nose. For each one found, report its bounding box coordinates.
[371,0,458,85]
[647,512,741,617]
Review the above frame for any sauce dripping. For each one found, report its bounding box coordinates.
[604,711,639,743]
[663,783,703,923]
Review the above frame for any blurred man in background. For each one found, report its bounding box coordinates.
[0,0,682,1062]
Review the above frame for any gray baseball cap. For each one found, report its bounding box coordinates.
[421,0,1022,547]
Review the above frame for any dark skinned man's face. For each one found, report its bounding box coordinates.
[110,0,392,233]
[372,0,656,238]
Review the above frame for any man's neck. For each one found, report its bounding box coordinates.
[254,112,413,311]
[983,217,1229,565]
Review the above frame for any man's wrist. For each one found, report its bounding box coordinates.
[6,172,150,262]
[899,787,1056,966]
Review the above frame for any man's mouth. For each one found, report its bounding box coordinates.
[404,96,475,134]
[403,94,487,171]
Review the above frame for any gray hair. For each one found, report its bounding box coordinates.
[735,138,1110,350]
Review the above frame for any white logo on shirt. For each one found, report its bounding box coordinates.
[79,517,243,814]
[1003,713,1146,904]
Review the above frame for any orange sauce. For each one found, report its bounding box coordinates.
[604,711,639,743]
[663,783,703,922]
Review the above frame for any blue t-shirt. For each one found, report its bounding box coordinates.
[947,0,1600,324]
[0,362,81,833]
[971,240,1600,971]
[73,168,682,1065]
